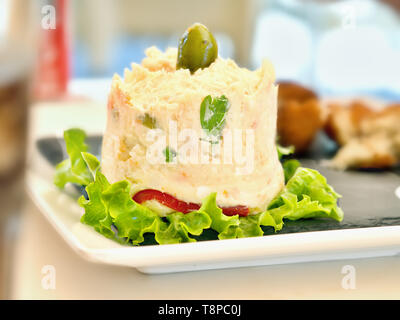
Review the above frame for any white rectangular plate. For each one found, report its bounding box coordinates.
[26,166,400,274]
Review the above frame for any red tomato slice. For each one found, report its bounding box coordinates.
[220,205,249,216]
[132,189,249,217]
[133,189,200,214]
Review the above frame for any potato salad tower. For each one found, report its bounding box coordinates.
[102,23,284,215]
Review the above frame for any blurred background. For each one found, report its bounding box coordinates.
[0,0,399,299]
[1,0,400,100]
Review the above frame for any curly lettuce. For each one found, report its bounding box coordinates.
[54,129,94,188]
[54,129,343,245]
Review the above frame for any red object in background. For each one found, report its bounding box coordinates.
[133,189,250,217]
[34,0,69,100]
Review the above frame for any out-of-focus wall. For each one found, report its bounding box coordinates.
[116,0,257,66]
[252,0,400,99]
[72,0,260,75]
[3,0,40,49]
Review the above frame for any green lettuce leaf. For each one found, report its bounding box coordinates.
[81,152,101,177]
[282,159,301,183]
[199,193,241,239]
[78,170,115,239]
[101,180,164,245]
[198,194,264,240]
[238,215,264,238]
[157,211,212,244]
[267,167,344,224]
[54,129,94,188]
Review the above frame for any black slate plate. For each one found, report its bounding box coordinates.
[37,133,400,237]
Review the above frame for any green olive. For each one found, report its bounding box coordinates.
[176,23,218,74]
